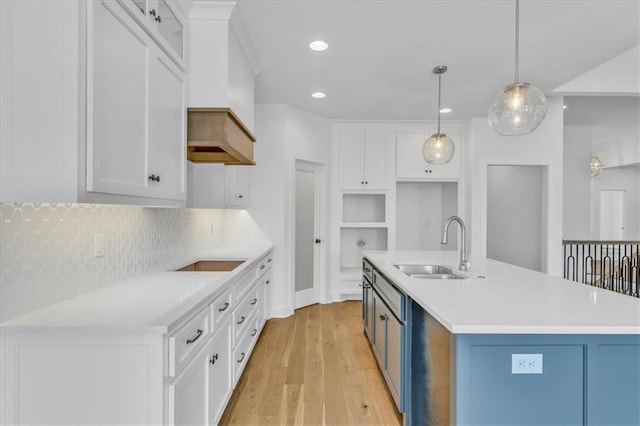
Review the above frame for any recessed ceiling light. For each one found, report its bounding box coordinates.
[563,105,568,109]
[312,92,326,99]
[439,107,452,114]
[309,40,328,52]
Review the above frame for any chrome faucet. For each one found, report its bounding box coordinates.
[441,215,470,271]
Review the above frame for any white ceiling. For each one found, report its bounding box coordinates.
[197,0,640,121]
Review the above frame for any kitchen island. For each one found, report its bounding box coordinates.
[363,250,640,426]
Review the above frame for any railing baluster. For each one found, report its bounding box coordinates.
[562,240,639,299]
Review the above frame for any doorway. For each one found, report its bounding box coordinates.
[294,161,324,309]
[487,165,548,272]
[599,190,626,240]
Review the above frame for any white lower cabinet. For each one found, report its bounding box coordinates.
[0,250,273,425]
[169,346,209,426]
[208,320,233,425]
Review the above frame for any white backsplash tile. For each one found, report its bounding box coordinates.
[0,203,227,322]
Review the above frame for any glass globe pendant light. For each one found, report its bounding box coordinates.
[488,0,548,136]
[423,65,454,164]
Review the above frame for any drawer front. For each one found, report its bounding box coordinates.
[211,286,233,331]
[256,254,273,278]
[169,308,210,377]
[373,270,404,320]
[233,311,257,384]
[233,269,258,305]
[233,285,259,345]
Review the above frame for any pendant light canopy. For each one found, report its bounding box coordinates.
[423,65,454,164]
[488,0,548,136]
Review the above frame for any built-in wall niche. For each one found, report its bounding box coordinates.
[342,193,385,223]
[340,228,388,275]
[396,182,458,250]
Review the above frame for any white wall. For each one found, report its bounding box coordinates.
[250,104,331,318]
[467,97,565,276]
[563,125,592,239]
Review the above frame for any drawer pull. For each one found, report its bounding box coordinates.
[218,302,230,312]
[251,328,257,336]
[267,258,272,263]
[237,316,246,325]
[266,280,270,285]
[186,329,203,344]
[379,314,387,322]
[251,298,258,305]
[237,352,246,363]
[209,353,219,365]
[260,264,266,270]
[364,267,372,273]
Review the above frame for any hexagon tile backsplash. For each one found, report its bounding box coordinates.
[0,203,226,322]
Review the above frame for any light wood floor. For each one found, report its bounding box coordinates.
[219,301,403,426]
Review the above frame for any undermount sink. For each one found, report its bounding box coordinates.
[175,260,245,272]
[393,264,467,280]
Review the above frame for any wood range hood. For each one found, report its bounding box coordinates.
[186,107,256,165]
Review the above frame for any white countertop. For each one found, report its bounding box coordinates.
[1,245,273,334]
[364,250,640,335]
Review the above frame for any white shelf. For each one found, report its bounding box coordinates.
[340,266,362,278]
[340,222,388,228]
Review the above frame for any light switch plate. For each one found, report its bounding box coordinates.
[511,353,543,374]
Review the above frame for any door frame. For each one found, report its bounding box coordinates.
[291,160,327,309]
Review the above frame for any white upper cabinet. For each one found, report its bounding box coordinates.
[86,0,186,203]
[225,166,250,208]
[396,128,461,180]
[339,127,391,190]
[119,0,186,70]
[0,0,187,206]
[0,0,82,203]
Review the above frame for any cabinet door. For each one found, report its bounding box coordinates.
[386,312,403,407]
[396,130,460,180]
[208,324,232,425]
[157,0,184,59]
[364,279,374,342]
[339,129,365,190]
[372,291,386,366]
[147,50,186,201]
[225,166,250,207]
[363,130,389,190]
[168,348,208,426]
[87,0,151,197]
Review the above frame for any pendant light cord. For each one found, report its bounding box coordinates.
[437,71,442,134]
[515,0,520,83]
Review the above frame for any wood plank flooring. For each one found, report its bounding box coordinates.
[220,301,403,426]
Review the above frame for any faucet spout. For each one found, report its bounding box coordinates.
[441,215,470,271]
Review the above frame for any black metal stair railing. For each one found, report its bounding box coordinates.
[562,240,639,298]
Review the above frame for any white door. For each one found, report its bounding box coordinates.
[294,162,324,309]
[600,190,625,240]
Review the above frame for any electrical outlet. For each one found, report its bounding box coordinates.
[94,234,105,258]
[511,353,543,374]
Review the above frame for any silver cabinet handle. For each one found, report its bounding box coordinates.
[237,352,246,363]
[149,8,156,16]
[218,302,229,312]
[379,314,387,322]
[186,329,203,344]
[237,316,246,325]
